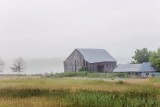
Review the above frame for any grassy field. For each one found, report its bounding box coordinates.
[0,76,160,107]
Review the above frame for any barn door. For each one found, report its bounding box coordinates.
[97,65,104,72]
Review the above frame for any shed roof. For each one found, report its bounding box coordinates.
[113,62,157,73]
[77,49,116,63]
[140,62,157,72]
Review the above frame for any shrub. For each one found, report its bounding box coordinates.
[79,67,88,72]
[116,80,124,84]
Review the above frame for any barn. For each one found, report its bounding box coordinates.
[113,62,159,77]
[64,49,117,72]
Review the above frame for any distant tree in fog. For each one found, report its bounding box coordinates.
[10,57,25,74]
[0,58,4,73]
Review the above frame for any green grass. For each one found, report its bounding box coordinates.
[51,71,129,78]
[0,77,160,107]
[71,89,159,107]
[50,71,88,78]
[0,88,159,107]
[149,77,160,82]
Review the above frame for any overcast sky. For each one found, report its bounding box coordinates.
[0,0,160,63]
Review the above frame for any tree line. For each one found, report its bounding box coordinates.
[0,57,25,74]
[132,48,160,71]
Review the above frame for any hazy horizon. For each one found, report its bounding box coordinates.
[0,0,160,73]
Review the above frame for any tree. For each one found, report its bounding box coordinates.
[132,48,152,63]
[0,58,4,73]
[10,57,25,74]
[149,48,160,71]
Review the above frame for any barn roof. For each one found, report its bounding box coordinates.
[113,62,157,73]
[76,49,116,63]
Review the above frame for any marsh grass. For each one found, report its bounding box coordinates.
[0,77,160,107]
[0,88,159,107]
[70,89,160,107]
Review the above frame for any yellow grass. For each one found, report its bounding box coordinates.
[0,76,159,92]
[0,97,68,107]
[0,76,160,107]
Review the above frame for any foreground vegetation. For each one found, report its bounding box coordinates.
[0,76,160,107]
[50,71,129,78]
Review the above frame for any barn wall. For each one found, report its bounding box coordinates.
[64,50,86,72]
[88,62,116,72]
[64,50,117,72]
[140,72,160,77]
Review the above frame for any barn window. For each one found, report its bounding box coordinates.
[75,66,77,72]
[86,62,88,66]
[75,60,77,71]
[83,60,85,66]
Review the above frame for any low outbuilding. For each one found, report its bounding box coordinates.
[114,62,159,77]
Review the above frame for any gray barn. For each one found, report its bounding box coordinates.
[64,49,117,72]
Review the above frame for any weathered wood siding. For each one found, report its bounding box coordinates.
[64,50,117,72]
[88,62,116,72]
[64,50,86,72]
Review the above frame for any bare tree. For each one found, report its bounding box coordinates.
[0,58,4,73]
[10,57,25,74]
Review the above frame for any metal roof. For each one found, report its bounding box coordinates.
[114,62,157,73]
[77,48,116,63]
[140,62,157,72]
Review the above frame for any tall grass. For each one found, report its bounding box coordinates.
[0,88,159,107]
[71,89,159,107]
[0,77,160,107]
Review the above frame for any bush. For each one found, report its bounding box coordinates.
[79,67,88,72]
[116,80,125,84]
[50,72,129,79]
[115,73,129,78]
[51,72,88,78]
